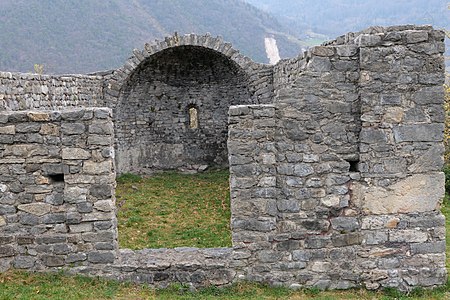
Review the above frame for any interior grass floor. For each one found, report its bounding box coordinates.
[115,169,232,249]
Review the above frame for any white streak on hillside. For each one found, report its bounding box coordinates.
[264,36,281,65]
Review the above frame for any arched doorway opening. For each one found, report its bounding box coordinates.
[115,45,252,174]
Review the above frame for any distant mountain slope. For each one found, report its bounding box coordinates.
[246,0,449,38]
[246,0,450,71]
[0,0,302,74]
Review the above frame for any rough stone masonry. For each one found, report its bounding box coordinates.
[0,25,447,291]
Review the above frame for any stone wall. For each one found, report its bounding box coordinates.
[0,25,447,291]
[0,72,104,111]
[228,25,446,290]
[103,33,274,174]
[113,46,253,173]
[0,108,118,272]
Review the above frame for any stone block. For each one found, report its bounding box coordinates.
[15,122,41,133]
[408,145,444,173]
[61,123,86,135]
[62,148,91,160]
[0,204,17,215]
[294,164,314,177]
[0,236,13,244]
[355,34,382,47]
[20,214,39,225]
[42,255,65,267]
[77,202,93,213]
[16,236,34,245]
[17,203,52,216]
[82,161,112,175]
[277,200,300,213]
[94,109,111,119]
[352,173,444,214]
[330,217,359,232]
[363,231,388,245]
[321,195,340,208]
[389,230,428,243]
[27,112,50,122]
[89,122,113,135]
[406,31,429,43]
[82,212,114,222]
[87,251,115,264]
[301,219,330,232]
[43,213,66,224]
[40,124,60,136]
[331,232,363,247]
[61,110,85,121]
[335,45,358,56]
[88,135,112,146]
[307,56,331,72]
[93,200,114,212]
[94,221,113,230]
[0,245,15,257]
[393,124,443,142]
[82,231,115,242]
[66,253,87,263]
[232,217,276,232]
[64,186,88,204]
[305,236,330,249]
[94,242,115,250]
[0,125,15,135]
[13,256,35,269]
[360,128,387,144]
[410,241,446,254]
[310,46,334,57]
[66,212,82,224]
[412,86,443,105]
[257,250,284,263]
[380,94,401,105]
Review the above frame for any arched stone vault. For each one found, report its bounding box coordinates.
[105,33,272,108]
[104,33,274,173]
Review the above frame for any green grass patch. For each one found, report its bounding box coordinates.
[116,169,231,249]
[0,270,155,300]
[1,272,448,300]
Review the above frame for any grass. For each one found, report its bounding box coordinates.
[0,171,449,299]
[1,271,448,300]
[115,169,231,249]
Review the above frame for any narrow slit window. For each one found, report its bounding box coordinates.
[347,159,360,172]
[189,107,199,129]
[48,174,65,183]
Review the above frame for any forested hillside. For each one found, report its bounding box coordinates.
[0,0,302,74]
[247,0,450,70]
[246,0,449,38]
[1,0,448,74]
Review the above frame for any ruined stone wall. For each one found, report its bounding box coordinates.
[0,108,117,272]
[0,72,104,111]
[228,25,446,290]
[0,26,446,291]
[103,34,274,174]
[114,46,254,173]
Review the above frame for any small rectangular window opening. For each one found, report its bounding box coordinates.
[48,174,65,183]
[347,159,360,172]
[189,107,199,129]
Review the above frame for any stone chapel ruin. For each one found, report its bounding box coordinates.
[0,25,447,291]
